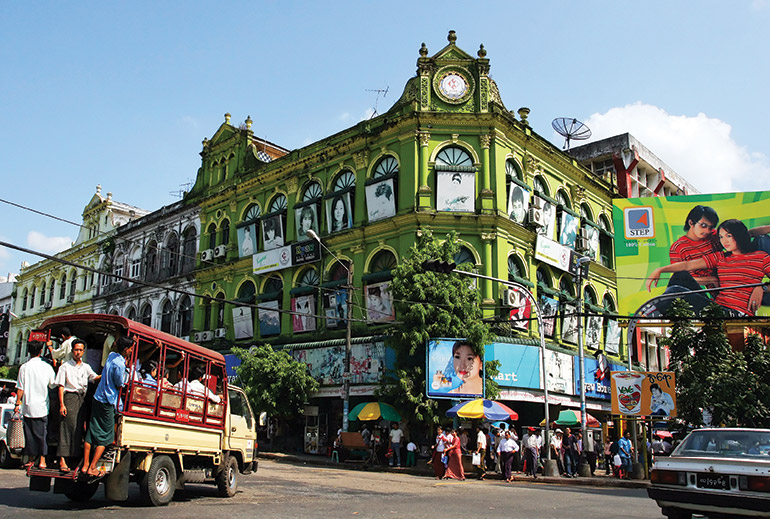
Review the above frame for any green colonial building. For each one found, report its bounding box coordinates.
[186,32,621,451]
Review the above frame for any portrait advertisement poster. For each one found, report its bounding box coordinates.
[291,295,316,333]
[232,307,254,340]
[508,184,530,224]
[604,319,621,354]
[579,359,627,400]
[436,171,475,212]
[585,314,603,350]
[561,303,578,344]
[613,190,770,317]
[426,338,485,399]
[585,224,600,262]
[348,341,396,384]
[293,346,344,385]
[325,191,353,233]
[508,288,531,330]
[559,212,578,248]
[261,214,285,251]
[323,289,347,328]
[535,196,557,241]
[365,178,396,222]
[610,371,677,417]
[236,221,258,257]
[366,281,395,323]
[544,350,575,395]
[484,342,541,389]
[295,203,319,242]
[539,295,559,338]
[258,300,281,336]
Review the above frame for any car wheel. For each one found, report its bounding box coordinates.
[216,455,239,497]
[139,455,177,506]
[65,481,99,502]
[0,443,13,468]
[662,507,692,519]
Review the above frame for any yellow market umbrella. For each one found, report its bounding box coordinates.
[348,402,401,422]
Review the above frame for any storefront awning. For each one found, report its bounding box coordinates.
[496,387,612,412]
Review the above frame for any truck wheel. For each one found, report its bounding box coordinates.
[140,455,177,506]
[65,481,99,502]
[216,456,239,497]
[662,507,692,519]
[0,443,15,468]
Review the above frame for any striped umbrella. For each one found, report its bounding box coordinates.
[348,402,401,422]
[446,399,519,421]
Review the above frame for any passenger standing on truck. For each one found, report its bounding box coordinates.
[49,327,76,366]
[81,336,133,476]
[15,340,57,469]
[184,365,222,403]
[55,339,100,471]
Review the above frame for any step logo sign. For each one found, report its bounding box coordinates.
[624,206,654,239]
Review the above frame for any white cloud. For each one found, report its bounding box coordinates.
[179,116,200,129]
[27,231,72,254]
[581,102,770,194]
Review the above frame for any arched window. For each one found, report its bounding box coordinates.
[536,266,552,290]
[160,300,173,333]
[140,303,152,326]
[559,276,575,299]
[507,255,527,283]
[602,294,616,312]
[598,215,614,269]
[298,268,320,289]
[533,175,549,197]
[21,288,28,311]
[40,282,46,306]
[181,226,197,274]
[221,219,230,246]
[69,270,77,300]
[260,275,283,337]
[179,296,193,337]
[114,253,124,281]
[48,281,54,306]
[368,156,398,222]
[556,189,571,210]
[506,161,530,224]
[373,156,398,178]
[207,223,217,250]
[215,291,226,328]
[327,171,355,233]
[244,204,261,221]
[59,274,67,300]
[203,298,212,331]
[145,241,159,281]
[268,194,287,213]
[435,146,474,212]
[584,286,598,308]
[454,246,475,267]
[129,246,142,279]
[369,250,397,274]
[302,181,323,202]
[30,286,36,308]
[127,306,137,321]
[162,232,179,278]
[296,182,322,242]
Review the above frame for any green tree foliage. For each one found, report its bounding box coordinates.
[0,365,19,381]
[379,230,495,429]
[662,299,770,428]
[233,345,319,419]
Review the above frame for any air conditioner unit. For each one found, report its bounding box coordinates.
[580,226,592,239]
[193,332,203,342]
[44,301,52,309]
[214,245,227,258]
[530,197,544,210]
[215,328,227,338]
[66,295,75,303]
[527,207,544,227]
[200,330,214,342]
[201,249,214,262]
[502,289,518,307]
[576,237,590,252]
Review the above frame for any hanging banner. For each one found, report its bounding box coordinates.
[365,178,396,222]
[610,371,677,417]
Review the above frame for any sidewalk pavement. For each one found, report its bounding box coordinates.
[257,451,650,489]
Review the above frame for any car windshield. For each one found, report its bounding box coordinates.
[673,430,770,459]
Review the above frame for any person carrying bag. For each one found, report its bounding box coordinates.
[7,410,25,450]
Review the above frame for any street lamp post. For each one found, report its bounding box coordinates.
[307,230,353,432]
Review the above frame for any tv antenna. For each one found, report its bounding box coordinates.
[551,117,592,150]
[365,85,389,118]
[169,180,193,199]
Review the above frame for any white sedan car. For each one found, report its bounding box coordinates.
[648,428,770,519]
[0,402,23,468]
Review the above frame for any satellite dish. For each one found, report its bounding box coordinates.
[552,117,592,150]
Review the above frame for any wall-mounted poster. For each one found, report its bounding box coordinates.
[291,295,316,333]
[610,371,676,417]
[293,346,344,385]
[232,307,254,339]
[293,341,395,386]
[535,196,557,241]
[585,225,600,262]
[366,281,395,322]
[295,204,319,242]
[545,350,575,395]
[258,300,281,336]
[326,192,353,233]
[426,338,484,399]
[508,184,530,224]
[365,178,396,222]
[237,222,257,257]
[562,303,578,344]
[604,319,621,354]
[585,315,603,350]
[559,212,578,248]
[539,295,559,338]
[437,171,475,212]
[323,289,347,328]
[262,214,284,250]
[508,288,531,330]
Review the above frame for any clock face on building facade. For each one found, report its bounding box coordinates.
[434,69,473,104]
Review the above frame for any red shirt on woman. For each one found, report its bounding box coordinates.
[702,250,770,315]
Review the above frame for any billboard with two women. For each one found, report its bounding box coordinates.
[613,191,770,318]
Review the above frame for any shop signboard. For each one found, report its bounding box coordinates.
[535,235,590,276]
[613,190,770,317]
[577,358,627,401]
[483,342,541,390]
[610,371,676,417]
[544,350,574,395]
[253,245,291,275]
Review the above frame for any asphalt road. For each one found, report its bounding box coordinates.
[0,459,667,519]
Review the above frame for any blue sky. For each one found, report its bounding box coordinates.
[2,1,769,279]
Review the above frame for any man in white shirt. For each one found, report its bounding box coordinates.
[389,422,403,467]
[49,327,76,366]
[185,365,221,404]
[496,430,519,482]
[55,339,100,471]
[551,429,564,475]
[475,426,488,480]
[15,340,56,469]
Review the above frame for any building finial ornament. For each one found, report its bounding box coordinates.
[224,112,231,124]
[478,44,487,58]
[518,107,531,126]
[448,30,457,44]
[245,115,253,129]
[419,42,428,57]
[96,184,102,195]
